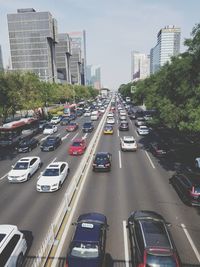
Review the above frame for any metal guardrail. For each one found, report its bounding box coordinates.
[30,104,110,267]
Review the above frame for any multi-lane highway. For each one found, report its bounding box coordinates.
[0,103,200,267]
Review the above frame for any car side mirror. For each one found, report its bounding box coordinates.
[11,165,14,168]
[166,222,172,227]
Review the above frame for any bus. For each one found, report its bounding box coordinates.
[0,117,39,148]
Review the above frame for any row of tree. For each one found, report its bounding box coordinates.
[0,72,98,121]
[119,23,200,133]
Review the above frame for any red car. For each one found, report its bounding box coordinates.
[66,122,78,132]
[68,138,86,155]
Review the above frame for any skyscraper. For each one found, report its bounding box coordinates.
[150,25,181,74]
[7,8,58,82]
[55,33,71,83]
[68,31,86,85]
[131,51,150,81]
[0,45,3,71]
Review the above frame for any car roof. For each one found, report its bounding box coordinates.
[73,213,107,243]
[18,157,38,162]
[46,136,57,140]
[47,162,67,169]
[123,136,135,141]
[96,152,110,156]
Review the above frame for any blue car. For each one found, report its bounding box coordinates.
[66,212,108,267]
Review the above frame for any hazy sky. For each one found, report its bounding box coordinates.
[0,0,199,89]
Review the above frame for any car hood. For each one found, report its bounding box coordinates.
[37,176,59,185]
[70,146,82,151]
[43,129,53,133]
[68,257,100,267]
[8,169,27,177]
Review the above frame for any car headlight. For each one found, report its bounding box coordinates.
[52,183,58,187]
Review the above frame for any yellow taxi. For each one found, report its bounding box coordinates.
[103,124,114,135]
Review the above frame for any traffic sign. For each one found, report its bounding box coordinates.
[131,86,136,93]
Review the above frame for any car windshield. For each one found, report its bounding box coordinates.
[69,122,76,126]
[124,140,135,144]
[95,156,109,162]
[70,242,99,258]
[194,187,200,194]
[45,125,53,129]
[84,123,91,127]
[146,254,176,267]
[43,168,59,176]
[72,142,82,147]
[14,162,29,170]
[46,139,56,145]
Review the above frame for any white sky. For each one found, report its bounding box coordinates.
[0,0,199,89]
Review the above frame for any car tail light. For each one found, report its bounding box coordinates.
[65,261,69,267]
[105,163,110,167]
[189,186,200,196]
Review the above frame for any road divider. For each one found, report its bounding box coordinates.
[33,102,111,267]
[123,220,130,267]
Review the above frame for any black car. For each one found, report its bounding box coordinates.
[82,122,94,133]
[170,171,200,206]
[38,120,49,132]
[119,121,129,131]
[40,136,62,151]
[93,152,112,171]
[149,141,168,157]
[127,210,181,267]
[66,212,108,267]
[129,113,136,120]
[60,117,70,126]
[17,137,39,153]
[76,110,83,117]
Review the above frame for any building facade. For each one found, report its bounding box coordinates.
[7,8,58,82]
[131,51,150,81]
[150,25,181,74]
[68,31,87,85]
[0,45,3,71]
[55,33,71,83]
[86,65,101,89]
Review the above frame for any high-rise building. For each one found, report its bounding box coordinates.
[55,33,71,83]
[131,51,150,81]
[68,31,86,85]
[7,8,58,82]
[0,45,3,71]
[86,65,101,89]
[150,25,181,74]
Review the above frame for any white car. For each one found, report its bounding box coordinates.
[106,117,115,124]
[99,107,105,114]
[37,162,69,192]
[119,110,126,116]
[0,224,27,266]
[50,116,61,124]
[8,157,42,183]
[43,124,58,135]
[84,111,91,117]
[119,115,126,121]
[91,111,99,121]
[137,125,150,135]
[107,112,114,118]
[120,136,137,151]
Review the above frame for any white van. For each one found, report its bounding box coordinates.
[0,225,27,266]
[91,111,99,121]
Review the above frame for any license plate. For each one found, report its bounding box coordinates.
[73,151,77,154]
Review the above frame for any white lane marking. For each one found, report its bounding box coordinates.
[181,223,200,262]
[117,119,118,124]
[0,172,9,180]
[123,220,130,267]
[71,132,79,141]
[117,129,119,137]
[50,157,57,164]
[119,150,122,168]
[134,130,139,137]
[145,151,155,169]
[61,133,69,141]
[82,133,88,139]
[56,133,61,136]
[40,135,49,142]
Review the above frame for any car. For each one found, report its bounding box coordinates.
[69,138,87,155]
[137,125,149,135]
[43,124,58,135]
[170,171,200,206]
[38,120,49,132]
[120,136,137,151]
[129,113,136,120]
[107,112,114,118]
[37,162,69,192]
[69,113,77,121]
[135,117,146,127]
[127,210,181,267]
[17,137,39,153]
[0,224,27,267]
[76,110,83,117]
[119,110,126,116]
[99,107,105,114]
[40,136,62,151]
[84,111,91,117]
[91,111,99,121]
[60,117,70,126]
[119,115,126,121]
[103,125,114,134]
[50,116,61,124]
[82,122,94,133]
[119,121,129,131]
[106,117,115,124]
[93,152,112,171]
[66,212,108,267]
[7,157,42,183]
[149,141,168,157]
[66,122,79,132]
